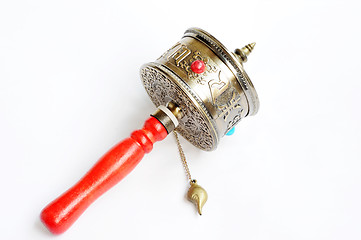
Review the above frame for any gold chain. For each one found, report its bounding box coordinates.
[174,130,208,215]
[173,131,192,182]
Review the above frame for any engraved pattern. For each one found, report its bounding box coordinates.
[184,29,260,117]
[141,66,215,151]
[160,42,218,85]
[208,70,226,105]
[178,51,218,85]
[226,109,243,133]
[216,88,242,120]
[184,29,249,90]
[214,87,244,134]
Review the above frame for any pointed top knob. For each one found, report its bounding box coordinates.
[234,42,256,63]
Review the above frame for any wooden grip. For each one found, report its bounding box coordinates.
[40,116,168,234]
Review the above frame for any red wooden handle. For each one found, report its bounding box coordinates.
[40,116,168,234]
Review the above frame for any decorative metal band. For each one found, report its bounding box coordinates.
[140,64,218,151]
[184,28,259,116]
[151,105,178,134]
[158,105,179,128]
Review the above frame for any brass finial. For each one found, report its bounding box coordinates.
[234,42,256,63]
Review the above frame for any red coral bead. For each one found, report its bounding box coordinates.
[191,60,206,74]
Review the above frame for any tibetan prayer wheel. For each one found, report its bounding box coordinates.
[40,28,259,234]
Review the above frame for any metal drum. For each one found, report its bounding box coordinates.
[141,28,259,151]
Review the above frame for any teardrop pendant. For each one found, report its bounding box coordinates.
[187,179,208,215]
[174,131,208,215]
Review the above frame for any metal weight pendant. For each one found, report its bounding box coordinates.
[40,28,259,234]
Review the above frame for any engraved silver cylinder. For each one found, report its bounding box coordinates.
[140,28,259,151]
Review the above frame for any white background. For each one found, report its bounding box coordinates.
[1,0,361,239]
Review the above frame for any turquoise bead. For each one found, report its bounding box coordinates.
[226,127,235,136]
